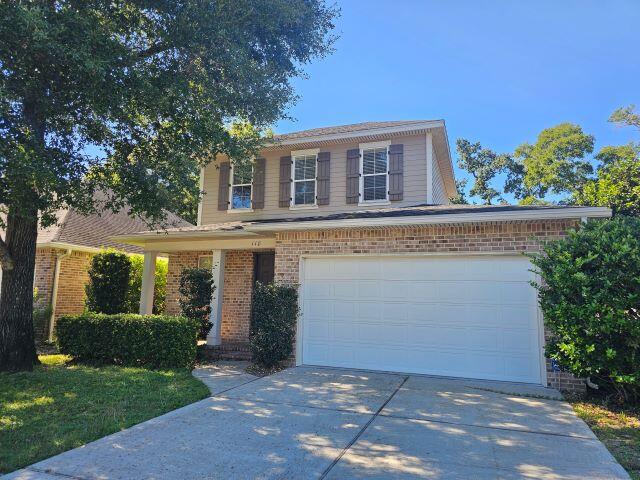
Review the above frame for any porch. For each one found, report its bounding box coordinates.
[130,230,277,353]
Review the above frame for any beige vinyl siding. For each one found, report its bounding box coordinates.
[200,134,429,224]
[431,149,449,205]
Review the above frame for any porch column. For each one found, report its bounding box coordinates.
[139,251,158,315]
[207,249,226,346]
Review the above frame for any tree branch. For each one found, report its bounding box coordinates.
[0,236,13,271]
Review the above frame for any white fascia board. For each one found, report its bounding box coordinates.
[246,207,612,232]
[37,242,100,254]
[267,121,445,147]
[112,229,260,246]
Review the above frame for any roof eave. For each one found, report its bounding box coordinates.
[246,207,612,232]
[265,120,446,149]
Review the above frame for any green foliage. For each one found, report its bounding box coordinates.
[32,289,52,339]
[0,1,337,229]
[455,139,509,204]
[56,314,199,369]
[512,123,594,199]
[529,217,640,400]
[250,282,298,368]
[126,256,168,314]
[85,250,131,314]
[0,354,208,473]
[573,149,640,216]
[449,179,469,204]
[610,105,640,130]
[179,268,215,340]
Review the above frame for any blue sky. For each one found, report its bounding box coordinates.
[275,0,640,203]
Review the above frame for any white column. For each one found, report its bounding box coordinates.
[207,249,226,346]
[426,131,434,204]
[139,251,158,315]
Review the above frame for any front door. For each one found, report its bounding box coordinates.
[254,252,275,285]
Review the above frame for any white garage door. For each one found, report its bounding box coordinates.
[301,255,543,384]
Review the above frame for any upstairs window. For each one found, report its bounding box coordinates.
[292,153,317,206]
[361,145,388,202]
[230,162,253,209]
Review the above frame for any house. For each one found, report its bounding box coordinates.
[0,200,190,341]
[116,120,610,391]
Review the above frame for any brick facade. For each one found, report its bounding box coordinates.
[165,250,255,343]
[32,248,93,339]
[273,220,585,392]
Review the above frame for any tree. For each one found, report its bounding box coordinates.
[0,1,337,371]
[455,139,509,204]
[509,123,594,200]
[449,179,469,205]
[573,144,640,216]
[572,107,640,215]
[610,104,640,130]
[86,250,132,315]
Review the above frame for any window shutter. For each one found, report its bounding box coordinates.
[279,156,292,207]
[388,144,404,201]
[316,152,331,205]
[218,161,230,210]
[346,149,360,204]
[252,157,266,209]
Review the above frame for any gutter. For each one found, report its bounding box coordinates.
[245,207,612,232]
[48,248,72,341]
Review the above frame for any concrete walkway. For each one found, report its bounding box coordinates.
[5,365,629,480]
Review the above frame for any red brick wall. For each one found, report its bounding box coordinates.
[273,220,585,392]
[32,248,93,339]
[165,250,254,343]
[55,250,92,318]
[220,251,254,342]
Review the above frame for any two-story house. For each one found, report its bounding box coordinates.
[117,120,610,391]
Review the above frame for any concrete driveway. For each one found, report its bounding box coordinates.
[6,364,628,480]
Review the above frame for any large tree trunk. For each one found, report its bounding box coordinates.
[0,209,39,371]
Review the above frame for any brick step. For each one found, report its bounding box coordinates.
[198,343,252,362]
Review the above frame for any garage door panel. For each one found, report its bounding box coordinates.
[302,256,542,384]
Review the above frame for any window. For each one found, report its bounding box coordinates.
[230,162,253,210]
[292,153,317,206]
[361,145,388,202]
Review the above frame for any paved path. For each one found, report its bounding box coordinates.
[5,364,629,479]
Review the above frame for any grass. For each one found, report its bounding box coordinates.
[0,355,210,474]
[570,397,640,480]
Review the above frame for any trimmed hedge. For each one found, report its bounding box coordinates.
[56,314,199,368]
[250,282,298,368]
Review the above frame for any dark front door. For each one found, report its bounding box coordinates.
[254,252,275,285]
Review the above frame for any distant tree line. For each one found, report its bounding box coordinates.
[453,105,640,217]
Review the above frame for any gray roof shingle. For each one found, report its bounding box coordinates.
[272,120,438,141]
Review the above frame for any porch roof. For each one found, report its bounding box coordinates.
[113,204,610,252]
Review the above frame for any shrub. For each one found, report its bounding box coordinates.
[529,216,640,400]
[179,268,214,340]
[126,255,168,314]
[56,313,198,368]
[85,249,131,314]
[250,282,298,368]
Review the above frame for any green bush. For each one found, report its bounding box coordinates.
[250,282,298,368]
[179,268,214,340]
[126,255,168,314]
[85,249,131,314]
[529,216,640,400]
[56,313,199,368]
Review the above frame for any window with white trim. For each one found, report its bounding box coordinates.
[292,154,317,206]
[361,146,388,201]
[230,162,253,210]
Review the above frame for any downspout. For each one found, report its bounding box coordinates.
[47,248,72,342]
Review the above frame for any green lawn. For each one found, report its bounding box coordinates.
[571,399,640,480]
[0,355,209,474]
